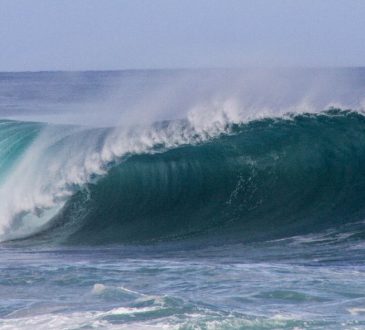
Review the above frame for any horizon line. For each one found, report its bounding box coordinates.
[1,66,365,74]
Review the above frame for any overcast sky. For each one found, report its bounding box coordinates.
[1,0,365,71]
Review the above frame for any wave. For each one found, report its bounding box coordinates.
[2,109,365,245]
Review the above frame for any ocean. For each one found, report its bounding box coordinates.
[1,69,365,329]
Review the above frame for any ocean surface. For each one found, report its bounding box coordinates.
[1,69,365,329]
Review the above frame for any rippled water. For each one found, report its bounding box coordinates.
[1,234,365,329]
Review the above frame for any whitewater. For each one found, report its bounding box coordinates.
[1,69,365,329]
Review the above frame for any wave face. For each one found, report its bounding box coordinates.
[2,109,365,244]
[0,120,42,182]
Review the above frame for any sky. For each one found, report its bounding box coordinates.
[1,0,365,71]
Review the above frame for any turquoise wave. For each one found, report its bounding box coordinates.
[3,109,365,245]
[0,120,42,183]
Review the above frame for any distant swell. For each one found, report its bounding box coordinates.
[2,109,365,245]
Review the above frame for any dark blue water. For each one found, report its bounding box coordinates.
[1,69,365,329]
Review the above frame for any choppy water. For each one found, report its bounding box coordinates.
[2,238,365,329]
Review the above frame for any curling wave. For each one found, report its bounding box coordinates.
[2,109,365,244]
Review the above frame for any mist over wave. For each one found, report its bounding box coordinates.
[1,68,365,126]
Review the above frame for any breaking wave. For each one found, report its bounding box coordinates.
[2,108,365,244]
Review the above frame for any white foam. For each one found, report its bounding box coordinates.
[348,307,365,315]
